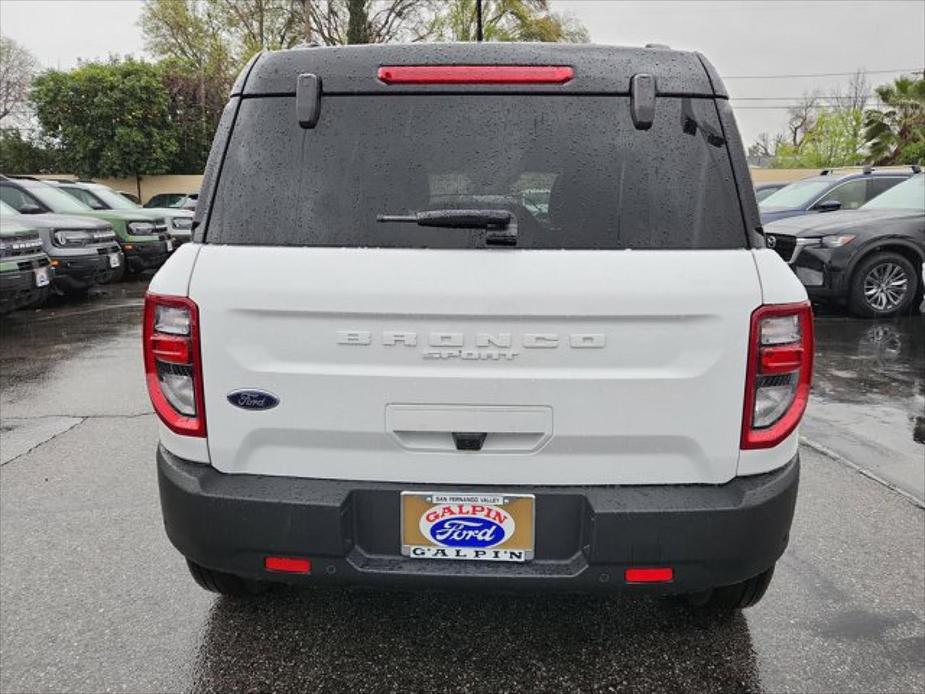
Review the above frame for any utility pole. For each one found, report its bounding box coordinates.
[476,0,483,42]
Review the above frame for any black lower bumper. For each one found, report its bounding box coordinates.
[52,251,124,291]
[789,246,848,303]
[123,241,170,272]
[158,448,799,594]
[0,270,50,312]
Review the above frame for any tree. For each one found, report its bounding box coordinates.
[773,108,866,168]
[31,59,178,184]
[784,93,820,148]
[0,35,39,124]
[310,0,435,45]
[429,0,588,42]
[863,73,925,165]
[747,132,782,163]
[0,128,62,173]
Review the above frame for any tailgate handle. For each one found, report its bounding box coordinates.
[452,432,488,451]
[386,405,552,454]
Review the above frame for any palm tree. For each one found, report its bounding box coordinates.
[430,0,589,43]
[863,73,925,165]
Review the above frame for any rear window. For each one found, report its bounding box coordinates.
[207,95,747,249]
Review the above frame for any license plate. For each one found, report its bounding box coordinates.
[165,239,174,252]
[34,268,50,287]
[109,253,120,268]
[401,492,535,562]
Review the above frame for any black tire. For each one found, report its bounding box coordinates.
[685,565,775,611]
[186,559,269,597]
[848,252,919,318]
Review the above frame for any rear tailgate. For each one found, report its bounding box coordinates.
[192,245,760,485]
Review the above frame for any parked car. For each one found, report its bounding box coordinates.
[0,200,123,294]
[174,192,198,211]
[763,173,924,317]
[55,181,194,246]
[0,177,174,273]
[145,193,190,209]
[118,191,141,204]
[0,217,51,313]
[754,181,788,202]
[759,167,914,225]
[148,44,812,611]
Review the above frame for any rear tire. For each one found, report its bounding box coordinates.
[685,565,775,611]
[186,559,269,597]
[848,252,918,318]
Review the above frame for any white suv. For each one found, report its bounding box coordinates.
[145,43,813,611]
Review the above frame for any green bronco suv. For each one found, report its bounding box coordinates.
[0,177,174,273]
[55,181,194,246]
[0,217,51,314]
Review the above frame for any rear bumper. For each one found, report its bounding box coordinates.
[158,448,800,593]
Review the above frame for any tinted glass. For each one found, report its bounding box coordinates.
[755,185,784,202]
[0,184,41,212]
[19,182,93,214]
[87,185,140,210]
[816,179,867,210]
[867,176,906,200]
[0,200,20,216]
[62,186,105,209]
[862,175,925,211]
[759,179,831,209]
[208,95,747,249]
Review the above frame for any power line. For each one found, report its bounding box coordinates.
[725,67,923,79]
[731,96,879,101]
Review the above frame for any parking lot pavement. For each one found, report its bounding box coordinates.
[802,311,925,504]
[1,287,923,694]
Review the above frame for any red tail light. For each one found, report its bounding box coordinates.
[143,293,206,437]
[741,302,814,449]
[377,65,574,85]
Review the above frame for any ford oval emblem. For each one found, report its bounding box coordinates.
[227,389,279,411]
[420,504,516,549]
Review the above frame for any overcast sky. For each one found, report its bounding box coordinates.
[1,0,923,144]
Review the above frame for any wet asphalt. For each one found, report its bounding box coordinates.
[0,282,923,693]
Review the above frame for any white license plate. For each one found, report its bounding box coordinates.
[34,268,50,287]
[401,492,535,562]
[166,239,174,252]
[109,253,120,268]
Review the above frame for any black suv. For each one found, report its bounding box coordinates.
[763,174,924,317]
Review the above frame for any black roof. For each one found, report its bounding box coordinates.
[236,43,728,98]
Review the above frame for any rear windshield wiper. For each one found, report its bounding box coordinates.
[377,209,517,246]
[377,209,511,229]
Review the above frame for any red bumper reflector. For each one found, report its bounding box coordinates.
[377,65,574,85]
[759,344,804,374]
[625,567,674,583]
[264,556,312,574]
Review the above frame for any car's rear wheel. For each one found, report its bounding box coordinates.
[848,252,919,318]
[684,565,775,611]
[186,559,269,597]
